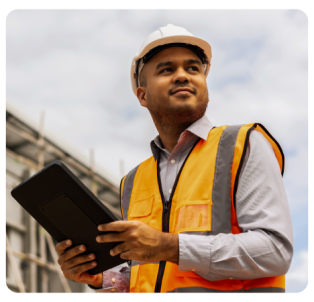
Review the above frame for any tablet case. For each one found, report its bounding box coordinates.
[10,160,126,275]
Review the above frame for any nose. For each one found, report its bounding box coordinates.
[172,67,190,84]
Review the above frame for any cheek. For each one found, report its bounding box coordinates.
[194,78,208,94]
[149,77,171,93]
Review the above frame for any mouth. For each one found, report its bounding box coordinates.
[171,87,194,96]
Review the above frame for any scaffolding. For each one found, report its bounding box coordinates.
[6,102,122,292]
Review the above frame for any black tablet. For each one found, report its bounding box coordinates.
[10,160,126,275]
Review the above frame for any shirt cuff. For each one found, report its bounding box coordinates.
[178,234,212,274]
[89,266,130,293]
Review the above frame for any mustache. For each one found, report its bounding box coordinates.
[168,85,196,95]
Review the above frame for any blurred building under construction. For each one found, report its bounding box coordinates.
[6,102,122,293]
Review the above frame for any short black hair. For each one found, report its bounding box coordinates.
[142,43,208,65]
[139,65,147,87]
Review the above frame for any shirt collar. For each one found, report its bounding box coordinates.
[150,115,214,161]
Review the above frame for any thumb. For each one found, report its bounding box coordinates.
[78,272,102,286]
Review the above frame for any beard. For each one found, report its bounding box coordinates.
[146,86,209,132]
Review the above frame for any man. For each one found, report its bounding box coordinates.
[56,24,293,293]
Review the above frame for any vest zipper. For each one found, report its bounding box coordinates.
[155,198,173,293]
[154,138,201,293]
[155,161,169,293]
[163,200,169,213]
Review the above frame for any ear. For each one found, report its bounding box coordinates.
[136,87,148,108]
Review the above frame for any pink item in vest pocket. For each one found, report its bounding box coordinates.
[102,265,130,293]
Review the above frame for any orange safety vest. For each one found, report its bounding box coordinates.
[120,123,286,293]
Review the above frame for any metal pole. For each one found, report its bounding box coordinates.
[6,122,119,193]
[6,148,40,171]
[5,247,60,272]
[6,235,26,292]
[45,233,72,293]
[39,226,48,292]
[29,215,38,292]
[37,111,46,290]
[37,111,45,169]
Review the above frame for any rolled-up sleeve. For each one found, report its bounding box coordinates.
[178,129,294,281]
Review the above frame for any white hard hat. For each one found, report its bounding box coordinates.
[130,24,212,96]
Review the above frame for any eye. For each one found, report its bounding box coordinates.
[161,68,172,73]
[188,66,199,71]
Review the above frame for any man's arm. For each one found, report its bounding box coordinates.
[94,129,293,286]
[177,129,294,281]
[91,221,179,292]
[96,220,179,263]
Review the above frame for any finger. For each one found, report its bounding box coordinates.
[76,271,102,285]
[68,261,97,279]
[56,239,72,255]
[98,221,130,232]
[61,244,86,262]
[96,232,125,244]
[63,253,95,271]
[119,250,132,260]
[110,242,129,257]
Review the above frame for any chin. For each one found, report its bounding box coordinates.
[170,92,194,99]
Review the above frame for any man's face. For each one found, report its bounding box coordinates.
[137,47,209,127]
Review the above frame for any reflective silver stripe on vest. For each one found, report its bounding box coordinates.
[167,287,284,293]
[211,125,242,235]
[122,125,242,229]
[130,260,160,267]
[122,165,139,221]
[244,287,285,293]
[178,231,212,236]
[167,287,244,293]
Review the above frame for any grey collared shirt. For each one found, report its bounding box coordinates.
[150,115,213,202]
[96,115,293,291]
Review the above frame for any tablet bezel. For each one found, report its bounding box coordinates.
[11,160,126,274]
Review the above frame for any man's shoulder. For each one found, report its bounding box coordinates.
[122,155,155,180]
[243,128,284,178]
[216,123,284,172]
[249,129,279,157]
[217,123,281,146]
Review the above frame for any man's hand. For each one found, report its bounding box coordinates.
[97,221,179,264]
[56,240,103,288]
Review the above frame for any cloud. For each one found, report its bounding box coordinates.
[6,11,308,288]
[7,9,307,175]
[286,249,308,292]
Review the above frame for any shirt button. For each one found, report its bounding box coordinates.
[111,288,115,292]
[191,269,195,272]
[171,159,175,164]
[229,277,233,280]
[169,189,172,193]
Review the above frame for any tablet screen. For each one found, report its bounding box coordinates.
[40,193,101,250]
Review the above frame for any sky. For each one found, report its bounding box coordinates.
[6,9,308,292]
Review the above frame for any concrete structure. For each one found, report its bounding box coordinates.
[6,101,121,292]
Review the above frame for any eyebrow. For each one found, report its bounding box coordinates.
[185,59,203,67]
[155,59,203,70]
[156,61,172,70]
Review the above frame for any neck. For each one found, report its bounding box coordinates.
[153,118,197,153]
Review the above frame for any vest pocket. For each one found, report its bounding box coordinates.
[128,194,154,225]
[173,199,213,234]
